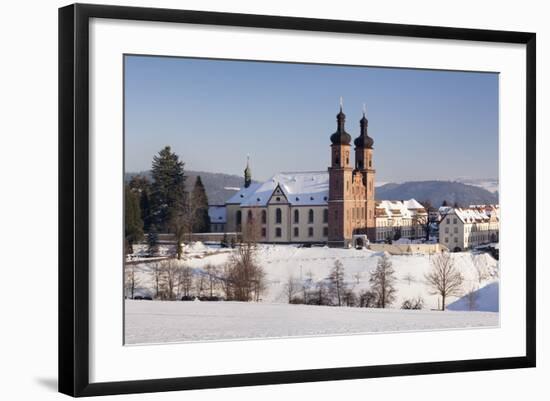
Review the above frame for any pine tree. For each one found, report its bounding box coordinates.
[129,175,152,231]
[150,146,187,232]
[124,184,144,254]
[191,176,210,233]
[147,225,159,256]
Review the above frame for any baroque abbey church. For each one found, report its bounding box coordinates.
[209,105,427,247]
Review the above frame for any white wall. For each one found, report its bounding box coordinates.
[0,0,546,400]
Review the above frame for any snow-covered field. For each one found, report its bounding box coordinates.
[128,243,498,310]
[125,300,499,344]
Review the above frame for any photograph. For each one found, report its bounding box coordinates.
[123,55,500,345]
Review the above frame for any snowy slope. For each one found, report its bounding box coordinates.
[128,243,498,311]
[125,300,499,344]
[447,282,499,312]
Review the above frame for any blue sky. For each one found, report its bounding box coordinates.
[124,55,498,183]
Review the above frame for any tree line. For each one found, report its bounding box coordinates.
[283,252,467,311]
[124,146,211,257]
[125,232,267,302]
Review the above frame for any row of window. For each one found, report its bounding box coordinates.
[271,226,329,238]
[236,208,329,225]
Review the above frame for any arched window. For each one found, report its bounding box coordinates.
[294,209,299,224]
[236,210,242,226]
[308,209,314,223]
[294,227,299,237]
[275,227,282,237]
[261,210,267,224]
[276,208,282,224]
[323,209,328,223]
[247,210,253,221]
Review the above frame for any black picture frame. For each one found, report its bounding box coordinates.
[59,3,536,397]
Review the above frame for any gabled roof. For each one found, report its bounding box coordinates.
[376,199,427,220]
[227,171,329,207]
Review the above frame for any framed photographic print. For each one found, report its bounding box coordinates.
[58,3,536,397]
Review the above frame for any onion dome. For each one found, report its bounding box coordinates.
[330,106,352,145]
[354,111,374,148]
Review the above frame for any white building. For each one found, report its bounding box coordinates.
[375,199,428,242]
[439,205,499,251]
[221,171,427,245]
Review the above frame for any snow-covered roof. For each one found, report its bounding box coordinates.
[453,206,499,224]
[208,206,227,223]
[404,199,424,209]
[376,199,427,220]
[227,171,329,206]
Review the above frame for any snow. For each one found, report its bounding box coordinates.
[229,171,330,207]
[447,282,499,312]
[124,300,499,344]
[376,199,426,219]
[128,243,499,311]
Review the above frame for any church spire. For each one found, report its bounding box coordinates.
[244,155,252,188]
[330,98,351,145]
[354,103,374,149]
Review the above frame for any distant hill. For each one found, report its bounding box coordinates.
[126,172,498,208]
[376,180,499,207]
[125,170,255,205]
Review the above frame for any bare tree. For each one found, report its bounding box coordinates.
[424,252,464,310]
[204,264,220,298]
[470,253,490,285]
[160,259,180,300]
[225,241,266,302]
[302,270,315,304]
[313,279,329,306]
[150,261,163,299]
[328,260,346,306]
[401,296,424,310]
[125,264,140,299]
[358,289,377,308]
[369,253,397,308]
[178,265,194,298]
[284,274,300,303]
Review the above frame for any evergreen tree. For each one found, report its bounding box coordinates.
[191,176,210,233]
[124,184,144,254]
[129,175,152,231]
[150,146,187,232]
[147,225,159,256]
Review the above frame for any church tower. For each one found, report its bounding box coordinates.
[328,102,353,247]
[354,106,376,241]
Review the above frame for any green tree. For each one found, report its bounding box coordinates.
[125,184,144,254]
[129,175,152,231]
[191,176,210,233]
[147,225,159,256]
[150,146,187,232]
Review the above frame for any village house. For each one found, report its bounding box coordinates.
[438,205,500,251]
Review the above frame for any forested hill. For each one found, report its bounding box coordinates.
[126,171,498,208]
[125,170,254,205]
[375,180,499,207]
